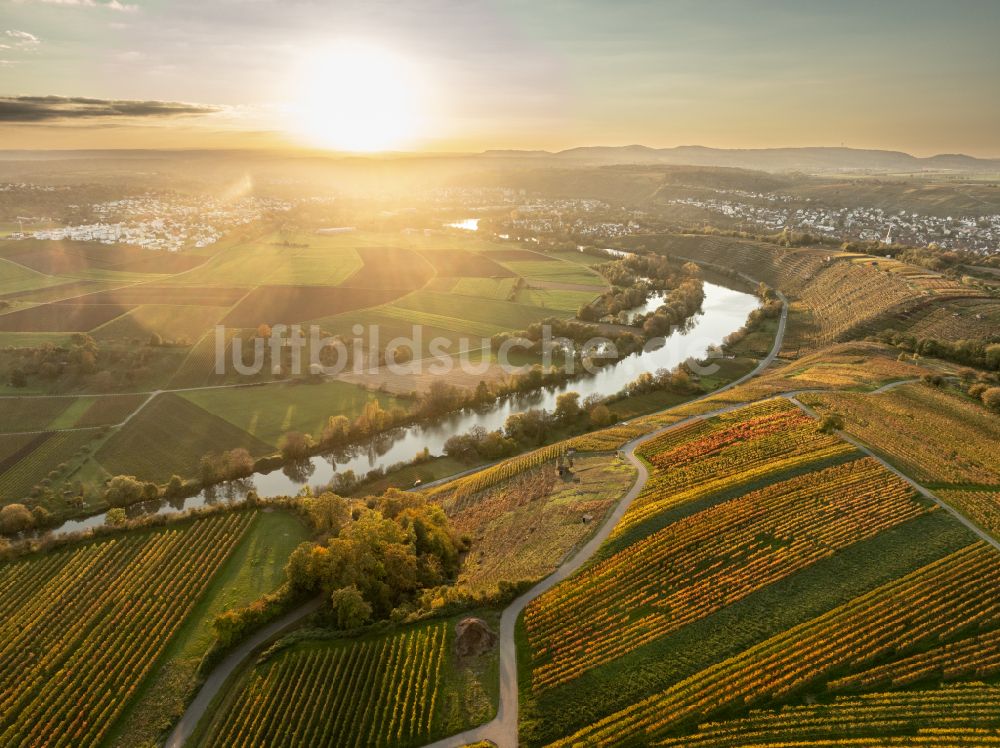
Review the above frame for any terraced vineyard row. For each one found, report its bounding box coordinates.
[829,627,1000,692]
[431,442,565,500]
[0,512,254,748]
[205,622,448,748]
[525,457,928,691]
[656,684,1000,747]
[546,542,1000,746]
[613,399,854,540]
[800,384,1000,486]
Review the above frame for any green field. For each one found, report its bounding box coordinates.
[449,277,518,299]
[93,304,228,342]
[0,396,82,433]
[0,258,71,295]
[108,510,309,748]
[498,260,606,286]
[169,232,363,286]
[96,393,273,483]
[390,290,561,332]
[181,380,409,446]
[518,287,600,312]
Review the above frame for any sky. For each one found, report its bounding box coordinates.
[1,0,999,155]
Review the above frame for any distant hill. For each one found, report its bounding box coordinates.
[480,145,1000,173]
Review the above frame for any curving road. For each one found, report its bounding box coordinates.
[419,291,790,748]
[165,598,324,748]
[168,291,790,748]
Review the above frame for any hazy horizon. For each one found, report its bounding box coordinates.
[2,0,999,157]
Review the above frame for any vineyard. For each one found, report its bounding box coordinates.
[800,383,1000,487]
[546,542,1000,746]
[611,399,856,542]
[524,457,929,691]
[0,511,254,747]
[937,489,1000,539]
[203,622,450,748]
[430,442,566,501]
[656,684,1000,747]
[96,393,273,483]
[0,430,96,500]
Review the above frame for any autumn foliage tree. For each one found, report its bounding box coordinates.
[286,489,465,627]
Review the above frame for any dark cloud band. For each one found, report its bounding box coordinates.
[0,95,220,122]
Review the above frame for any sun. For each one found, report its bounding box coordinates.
[289,42,423,152]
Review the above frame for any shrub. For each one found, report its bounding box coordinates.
[0,504,35,534]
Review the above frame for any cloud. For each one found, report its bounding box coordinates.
[5,30,41,47]
[11,0,136,11]
[0,95,221,122]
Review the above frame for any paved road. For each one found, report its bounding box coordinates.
[419,291,790,748]
[169,289,791,748]
[165,597,324,748]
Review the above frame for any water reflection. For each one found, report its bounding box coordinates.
[45,280,758,537]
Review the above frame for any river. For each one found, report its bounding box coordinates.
[46,280,758,537]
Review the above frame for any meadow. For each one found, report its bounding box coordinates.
[443,454,636,595]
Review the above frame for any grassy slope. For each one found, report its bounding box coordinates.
[0,257,70,295]
[92,304,227,342]
[499,260,606,286]
[167,232,363,287]
[447,455,637,595]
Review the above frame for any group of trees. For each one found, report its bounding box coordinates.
[5,333,163,391]
[285,490,466,628]
[579,256,704,326]
[968,382,1000,412]
[875,331,1000,371]
[635,278,706,338]
[6,333,99,388]
[722,296,783,351]
[199,448,256,485]
[443,390,615,463]
[619,365,697,399]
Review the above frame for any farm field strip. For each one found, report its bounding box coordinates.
[0,512,254,748]
[0,430,95,500]
[547,542,1000,746]
[204,623,447,748]
[525,457,929,691]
